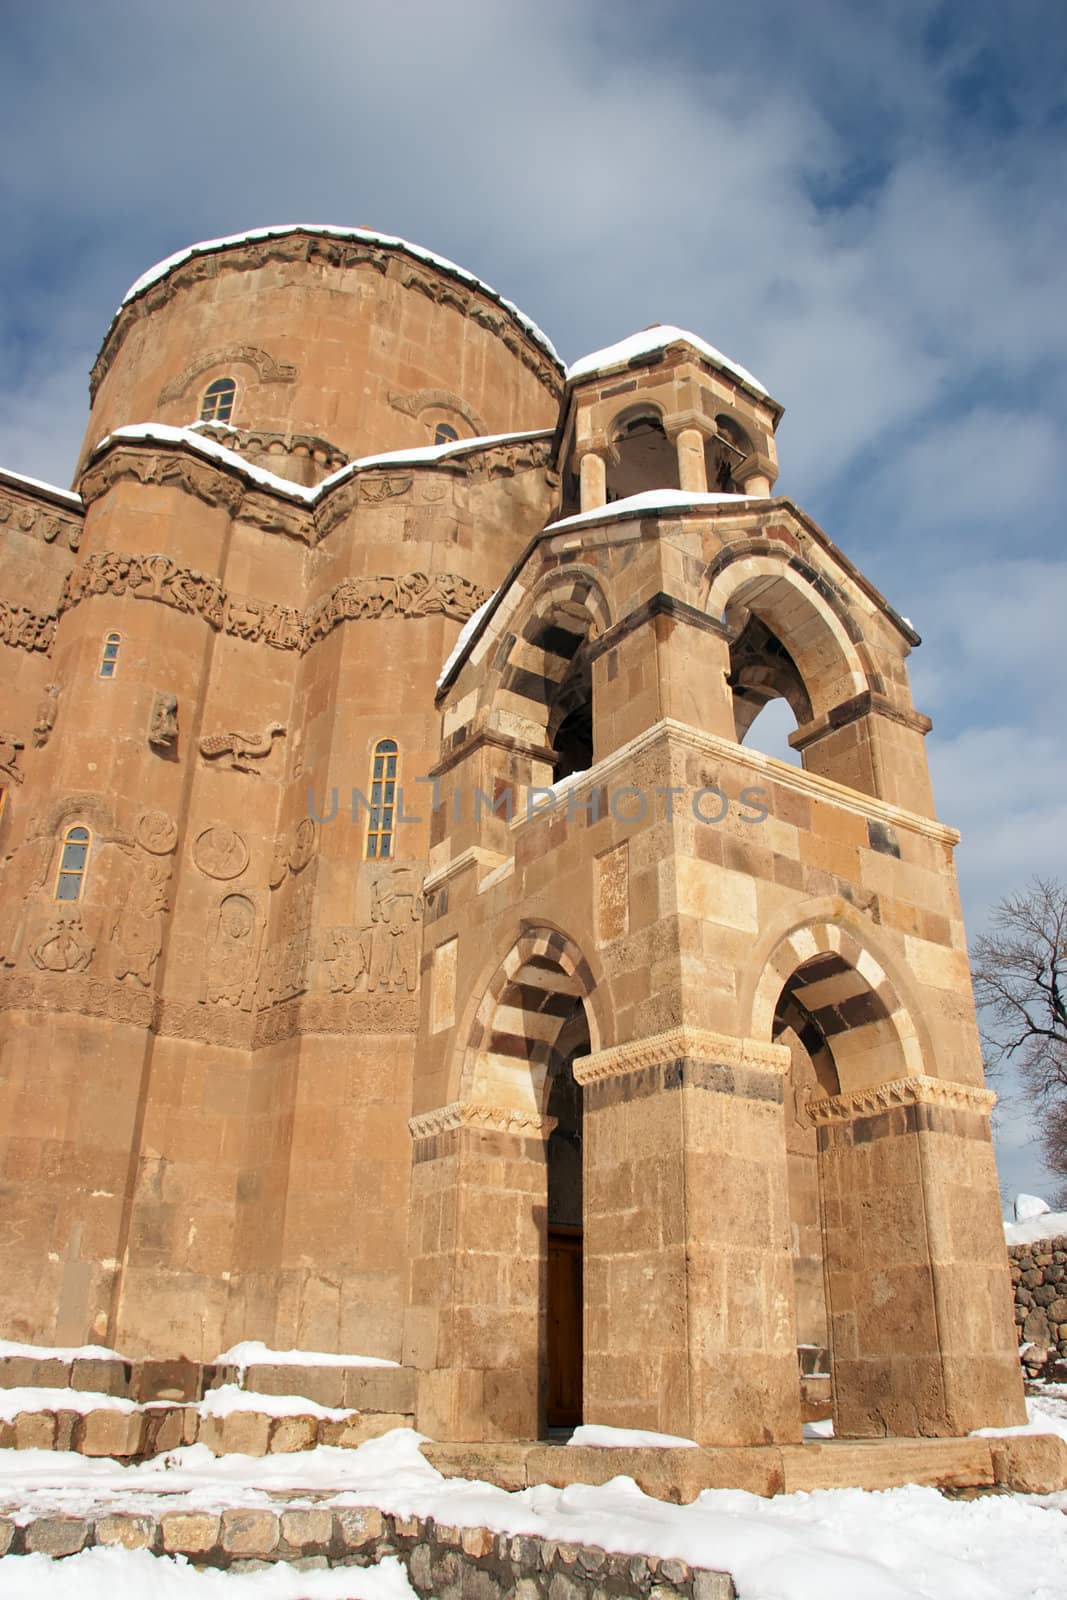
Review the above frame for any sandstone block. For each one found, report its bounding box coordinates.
[70,1358,130,1397]
[343,1366,417,1412]
[76,1408,145,1457]
[0,1519,14,1555]
[2,1358,70,1389]
[198,1410,271,1456]
[990,1433,1067,1494]
[335,1506,384,1549]
[94,1514,156,1550]
[145,1404,199,1454]
[25,1517,89,1556]
[220,1508,281,1557]
[132,1358,203,1403]
[319,1412,410,1447]
[0,1420,14,1448]
[161,1511,221,1554]
[268,1414,318,1453]
[692,1574,735,1600]
[243,1363,343,1408]
[14,1411,54,1449]
[280,1507,334,1549]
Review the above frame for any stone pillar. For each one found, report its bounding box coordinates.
[739,469,772,497]
[811,1076,1026,1437]
[578,451,607,512]
[574,1027,801,1446]
[675,428,708,494]
[406,1103,551,1442]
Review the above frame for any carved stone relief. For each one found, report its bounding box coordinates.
[33,684,59,747]
[136,809,178,855]
[192,825,249,880]
[287,817,317,873]
[204,893,260,1008]
[30,909,94,974]
[387,387,488,437]
[110,852,169,986]
[156,345,298,406]
[0,733,25,785]
[359,476,412,503]
[0,493,82,552]
[319,867,423,997]
[256,874,314,1009]
[1,547,491,656]
[0,829,53,968]
[148,692,179,749]
[199,721,286,775]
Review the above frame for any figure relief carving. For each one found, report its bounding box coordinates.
[268,836,289,890]
[0,828,53,968]
[199,721,286,774]
[0,733,25,785]
[135,809,178,855]
[0,494,82,552]
[321,926,372,994]
[288,817,317,873]
[320,868,424,997]
[148,692,179,750]
[30,909,95,974]
[33,684,59,747]
[256,875,314,1009]
[192,825,249,880]
[110,852,169,986]
[204,893,259,1009]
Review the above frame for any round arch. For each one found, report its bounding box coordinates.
[456,924,604,1115]
[745,910,930,1095]
[705,549,871,719]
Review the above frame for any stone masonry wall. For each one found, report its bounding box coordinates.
[1008,1236,1067,1376]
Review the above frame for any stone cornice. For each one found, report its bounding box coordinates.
[0,480,83,553]
[507,717,960,848]
[806,1075,996,1125]
[92,229,564,401]
[408,1102,556,1142]
[572,1026,791,1086]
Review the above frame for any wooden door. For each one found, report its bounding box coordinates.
[546,1225,582,1429]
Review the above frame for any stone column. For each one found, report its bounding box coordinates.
[675,428,708,494]
[574,1026,801,1445]
[406,1102,552,1441]
[810,1076,1026,1437]
[578,451,607,512]
[738,469,772,497]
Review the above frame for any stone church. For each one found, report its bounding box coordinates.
[0,225,1024,1446]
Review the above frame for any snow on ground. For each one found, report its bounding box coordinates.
[0,1549,415,1598]
[567,325,769,397]
[214,1342,399,1373]
[198,1386,352,1422]
[0,1388,137,1420]
[544,488,767,535]
[4,1424,1067,1599]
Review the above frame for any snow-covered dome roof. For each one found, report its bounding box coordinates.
[567,324,770,403]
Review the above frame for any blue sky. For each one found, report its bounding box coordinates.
[2,0,1064,1204]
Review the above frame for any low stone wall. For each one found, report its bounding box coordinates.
[0,1506,735,1598]
[1008,1236,1067,1376]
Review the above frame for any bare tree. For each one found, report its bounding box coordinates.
[972,878,1067,1202]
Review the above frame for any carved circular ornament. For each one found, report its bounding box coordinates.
[136,809,178,855]
[192,825,249,881]
[288,817,317,874]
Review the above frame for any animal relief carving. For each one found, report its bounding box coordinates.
[199,722,286,774]
[148,692,179,749]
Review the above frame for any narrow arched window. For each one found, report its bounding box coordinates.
[433,422,459,445]
[99,631,121,678]
[54,825,91,902]
[365,739,399,860]
[200,377,236,423]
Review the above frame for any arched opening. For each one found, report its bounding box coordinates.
[606,411,680,502]
[706,414,753,493]
[759,928,927,1437]
[544,1004,589,1430]
[726,606,810,765]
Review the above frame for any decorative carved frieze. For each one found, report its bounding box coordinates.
[0,548,492,655]
[199,721,286,775]
[91,232,560,400]
[157,345,298,405]
[319,867,423,998]
[806,1074,997,1124]
[388,387,488,437]
[408,1102,556,1143]
[0,493,82,552]
[572,1025,791,1086]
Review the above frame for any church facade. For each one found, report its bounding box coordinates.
[0,226,1024,1444]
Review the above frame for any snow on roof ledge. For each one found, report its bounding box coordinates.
[545,488,768,534]
[567,325,770,400]
[117,225,562,368]
[0,465,82,508]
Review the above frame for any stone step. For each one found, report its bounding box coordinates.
[0,1401,412,1458]
[0,1505,736,1597]
[0,1352,416,1411]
